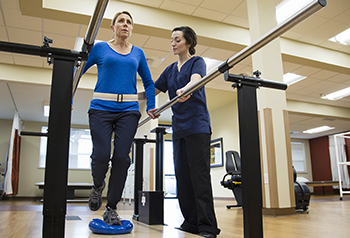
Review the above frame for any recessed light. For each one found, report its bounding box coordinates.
[329,28,350,46]
[203,57,223,73]
[283,73,306,85]
[321,86,350,101]
[303,126,335,134]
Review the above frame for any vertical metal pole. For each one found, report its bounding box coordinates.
[42,58,75,238]
[72,0,110,96]
[155,127,166,191]
[133,139,145,220]
[237,83,263,238]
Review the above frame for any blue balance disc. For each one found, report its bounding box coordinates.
[89,219,133,235]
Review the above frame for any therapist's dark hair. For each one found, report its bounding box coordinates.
[172,26,197,55]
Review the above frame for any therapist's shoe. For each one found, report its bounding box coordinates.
[199,231,217,238]
[103,207,122,225]
[88,181,105,211]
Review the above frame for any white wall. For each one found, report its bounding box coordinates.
[0,119,12,162]
[208,90,240,198]
[0,119,13,192]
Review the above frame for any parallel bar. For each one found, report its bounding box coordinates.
[21,131,48,137]
[224,72,287,91]
[221,0,326,73]
[72,0,110,97]
[0,41,87,61]
[138,0,326,127]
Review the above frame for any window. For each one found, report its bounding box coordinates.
[39,126,92,169]
[291,141,306,172]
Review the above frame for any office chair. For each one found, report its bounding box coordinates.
[220,150,242,208]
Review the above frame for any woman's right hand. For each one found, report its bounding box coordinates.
[148,108,160,119]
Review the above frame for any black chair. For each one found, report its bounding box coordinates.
[220,150,242,208]
[293,167,310,212]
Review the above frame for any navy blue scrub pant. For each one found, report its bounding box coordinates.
[89,109,141,210]
[173,133,220,235]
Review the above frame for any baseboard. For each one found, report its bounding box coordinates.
[0,196,42,201]
[213,197,238,201]
[262,207,295,216]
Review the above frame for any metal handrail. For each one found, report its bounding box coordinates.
[72,0,110,97]
[138,0,326,127]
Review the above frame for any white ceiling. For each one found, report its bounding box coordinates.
[1,0,350,139]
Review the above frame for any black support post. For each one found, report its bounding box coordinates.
[154,127,166,191]
[132,139,145,220]
[225,72,287,238]
[42,58,75,238]
[237,83,263,238]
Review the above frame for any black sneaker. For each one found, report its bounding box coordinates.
[103,207,122,225]
[199,231,217,238]
[88,181,105,211]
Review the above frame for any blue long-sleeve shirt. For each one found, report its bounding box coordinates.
[83,41,155,112]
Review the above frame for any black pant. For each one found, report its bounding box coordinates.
[173,133,220,235]
[89,109,141,209]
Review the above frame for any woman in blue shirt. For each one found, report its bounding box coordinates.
[82,11,157,225]
[155,26,220,238]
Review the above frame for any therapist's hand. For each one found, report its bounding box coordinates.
[176,88,191,102]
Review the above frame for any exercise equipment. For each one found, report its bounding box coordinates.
[89,219,133,235]
[293,167,310,211]
[220,151,242,208]
[132,136,156,220]
[132,127,166,224]
[0,0,327,237]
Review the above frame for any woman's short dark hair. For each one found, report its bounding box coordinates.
[112,11,133,26]
[172,26,197,55]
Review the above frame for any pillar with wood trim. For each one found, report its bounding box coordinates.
[246,0,295,216]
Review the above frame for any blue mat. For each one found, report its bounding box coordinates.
[89,219,133,235]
